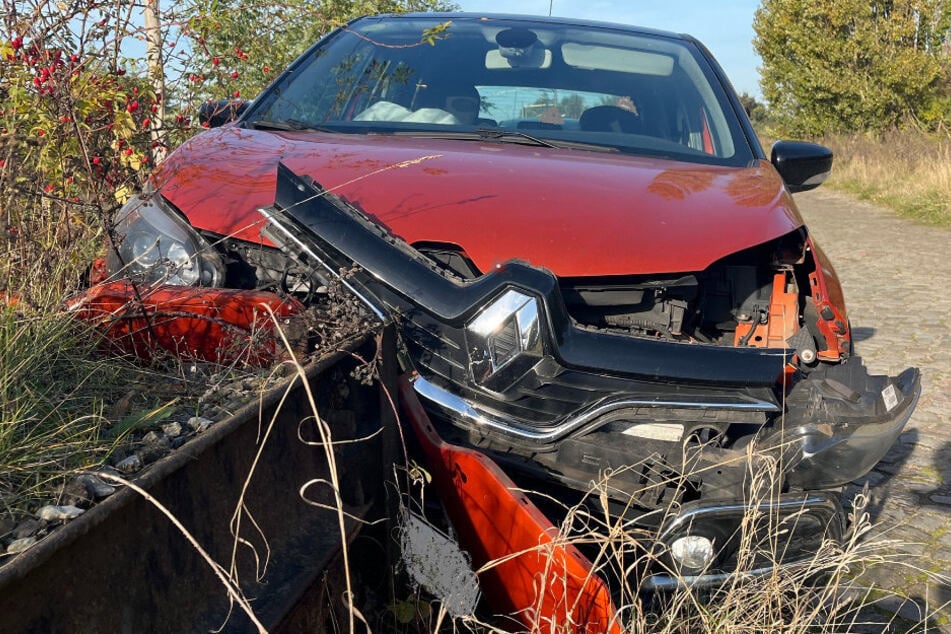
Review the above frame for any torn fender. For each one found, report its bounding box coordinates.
[66,281,303,366]
[399,375,621,633]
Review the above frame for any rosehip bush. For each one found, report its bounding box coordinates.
[177,0,457,107]
[1,42,155,198]
[0,3,165,300]
[0,0,456,302]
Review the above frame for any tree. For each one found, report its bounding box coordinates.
[754,0,951,135]
[559,94,585,118]
[175,0,458,107]
[737,92,768,126]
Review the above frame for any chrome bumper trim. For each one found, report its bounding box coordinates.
[258,206,387,321]
[412,375,779,444]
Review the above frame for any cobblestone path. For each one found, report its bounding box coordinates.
[796,188,951,633]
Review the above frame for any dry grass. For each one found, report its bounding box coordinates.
[389,425,950,633]
[819,129,951,227]
[0,303,127,519]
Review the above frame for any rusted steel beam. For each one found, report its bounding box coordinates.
[0,331,395,633]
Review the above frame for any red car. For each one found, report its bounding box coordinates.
[87,11,919,625]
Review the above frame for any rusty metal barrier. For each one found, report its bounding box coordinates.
[0,328,399,633]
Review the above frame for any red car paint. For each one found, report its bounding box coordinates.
[399,375,621,634]
[154,126,804,277]
[66,281,303,365]
[806,237,852,360]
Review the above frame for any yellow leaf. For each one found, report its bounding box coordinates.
[114,111,137,139]
[114,185,132,204]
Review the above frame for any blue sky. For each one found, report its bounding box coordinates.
[455,1,764,100]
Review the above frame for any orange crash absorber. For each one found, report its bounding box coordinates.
[66,281,304,366]
[733,271,799,351]
[399,376,622,634]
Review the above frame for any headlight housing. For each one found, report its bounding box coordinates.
[105,192,225,286]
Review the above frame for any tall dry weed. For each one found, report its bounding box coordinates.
[394,431,944,633]
[821,130,951,226]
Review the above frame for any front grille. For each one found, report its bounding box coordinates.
[403,311,777,436]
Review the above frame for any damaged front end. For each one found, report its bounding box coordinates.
[258,163,920,596]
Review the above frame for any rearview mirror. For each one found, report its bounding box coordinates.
[198,99,249,128]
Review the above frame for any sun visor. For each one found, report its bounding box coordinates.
[562,43,674,75]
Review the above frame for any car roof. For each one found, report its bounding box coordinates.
[360,11,696,44]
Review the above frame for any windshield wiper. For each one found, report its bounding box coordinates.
[389,128,617,152]
[387,128,551,146]
[480,129,619,152]
[248,119,336,133]
[474,128,560,148]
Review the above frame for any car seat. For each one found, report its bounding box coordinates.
[579,105,641,134]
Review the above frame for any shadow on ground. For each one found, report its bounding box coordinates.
[852,428,917,525]
[851,326,877,343]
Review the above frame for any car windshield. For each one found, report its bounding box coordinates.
[246,15,754,165]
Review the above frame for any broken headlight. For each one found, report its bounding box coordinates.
[106,192,225,286]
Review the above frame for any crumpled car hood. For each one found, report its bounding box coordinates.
[154,126,804,277]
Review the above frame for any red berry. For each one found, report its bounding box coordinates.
[231,71,239,79]
[213,57,220,66]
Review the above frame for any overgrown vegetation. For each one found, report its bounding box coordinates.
[0,0,452,541]
[0,306,120,519]
[822,130,951,226]
[752,0,951,225]
[395,446,942,633]
[754,0,951,135]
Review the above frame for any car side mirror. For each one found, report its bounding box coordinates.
[770,141,833,193]
[198,99,249,128]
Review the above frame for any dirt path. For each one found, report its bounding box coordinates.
[795,188,951,632]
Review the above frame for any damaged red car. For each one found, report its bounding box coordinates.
[84,11,920,626]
